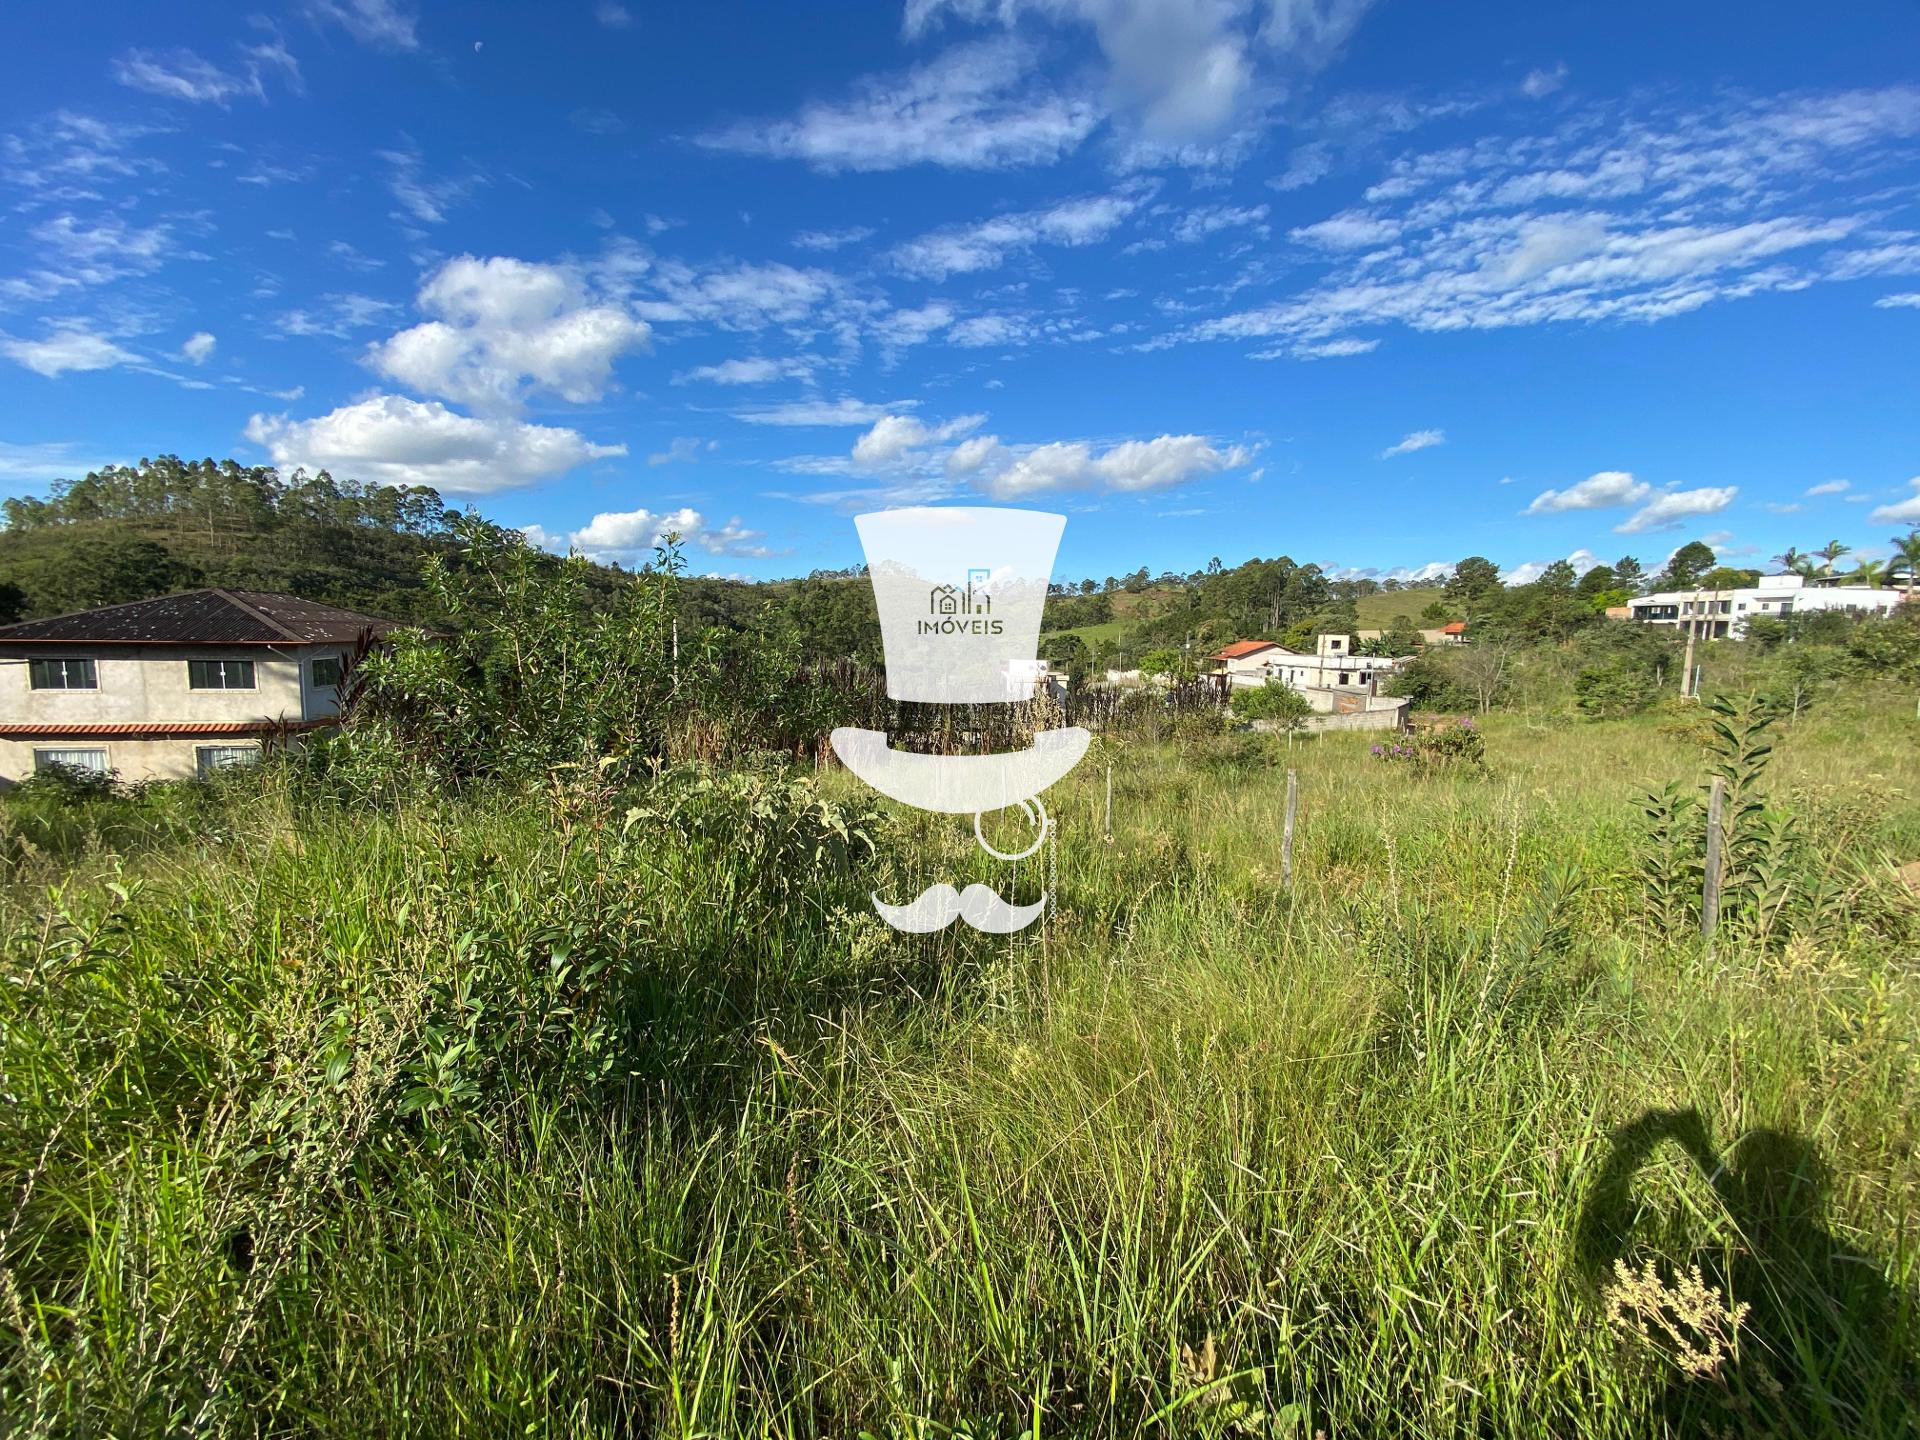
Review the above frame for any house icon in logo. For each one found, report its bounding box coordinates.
[930,583,962,616]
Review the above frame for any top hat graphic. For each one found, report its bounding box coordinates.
[831,506,1089,816]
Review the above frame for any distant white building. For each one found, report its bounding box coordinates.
[0,589,398,784]
[1627,574,1904,639]
[1205,634,1405,704]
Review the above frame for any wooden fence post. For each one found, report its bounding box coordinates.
[1701,775,1726,943]
[1103,763,1113,844]
[1281,768,1298,890]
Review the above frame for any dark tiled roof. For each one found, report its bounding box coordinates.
[0,589,402,646]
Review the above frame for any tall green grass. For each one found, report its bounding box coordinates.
[2,693,1916,1436]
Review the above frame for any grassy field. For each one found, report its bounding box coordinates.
[1354,586,1445,627]
[2,692,1916,1436]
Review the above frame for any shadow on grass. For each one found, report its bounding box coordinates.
[1578,1107,1918,1438]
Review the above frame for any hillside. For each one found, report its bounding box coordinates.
[0,457,464,623]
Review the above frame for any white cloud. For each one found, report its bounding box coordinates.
[892,190,1143,279]
[1805,478,1850,496]
[531,506,770,563]
[622,254,841,330]
[948,313,1034,347]
[0,440,117,484]
[2,326,139,378]
[2,213,174,300]
[180,331,217,365]
[245,394,624,493]
[696,40,1099,172]
[276,293,401,338]
[1290,336,1377,358]
[1526,469,1650,513]
[945,433,1004,475]
[595,2,633,29]
[1380,428,1444,459]
[673,356,814,385]
[735,397,910,427]
[792,226,874,251]
[378,144,482,225]
[907,0,1376,148]
[366,254,650,411]
[1521,64,1568,99]
[1271,141,1333,190]
[112,47,294,106]
[1615,485,1737,534]
[1192,86,1920,351]
[646,436,712,466]
[1876,292,1920,308]
[851,413,984,466]
[308,0,419,51]
[1869,478,1920,524]
[1290,211,1400,249]
[1169,203,1270,243]
[977,432,1254,498]
[1502,546,1598,584]
[570,107,624,136]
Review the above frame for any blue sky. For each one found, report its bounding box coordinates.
[2,0,1918,584]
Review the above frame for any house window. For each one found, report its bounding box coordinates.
[188,659,255,690]
[195,744,260,777]
[28,657,96,690]
[311,655,344,689]
[33,746,108,775]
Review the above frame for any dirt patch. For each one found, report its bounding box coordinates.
[1896,860,1920,895]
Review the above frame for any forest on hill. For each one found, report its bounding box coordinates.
[3,458,1916,708]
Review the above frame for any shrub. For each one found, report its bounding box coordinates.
[1370,716,1485,773]
[1231,679,1311,728]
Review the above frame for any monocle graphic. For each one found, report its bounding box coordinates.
[832,506,1089,933]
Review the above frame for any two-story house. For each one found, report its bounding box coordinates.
[0,588,400,785]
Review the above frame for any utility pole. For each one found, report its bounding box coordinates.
[1678,588,1700,699]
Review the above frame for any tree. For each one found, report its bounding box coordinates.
[1850,558,1887,588]
[1698,566,1761,590]
[1613,555,1645,593]
[1655,541,1717,591]
[1816,539,1851,581]
[1037,632,1091,687]
[1444,556,1503,613]
[1232,679,1311,729]
[1139,646,1193,682]
[1452,637,1514,714]
[1888,530,1920,603]
[1381,614,1423,656]
[1772,546,1804,573]
[0,580,25,625]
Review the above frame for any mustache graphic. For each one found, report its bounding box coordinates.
[872,883,1046,934]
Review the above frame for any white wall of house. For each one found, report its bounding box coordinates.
[1628,575,1903,638]
[0,736,263,785]
[0,642,350,783]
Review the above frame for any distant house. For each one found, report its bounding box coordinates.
[1205,633,1405,702]
[1627,574,1903,640]
[0,589,401,785]
[1439,621,1468,642]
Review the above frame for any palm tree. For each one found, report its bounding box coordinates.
[1791,556,1821,582]
[1816,539,1851,583]
[1889,529,1920,604]
[1850,558,1887,588]
[1772,546,1804,573]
